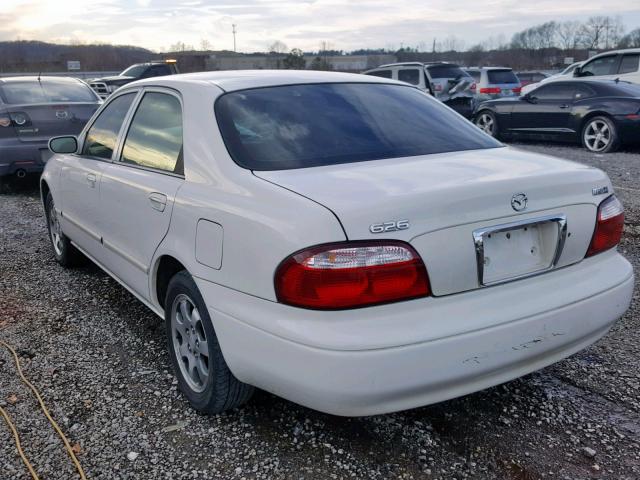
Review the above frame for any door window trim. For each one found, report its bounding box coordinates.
[112,86,186,179]
[76,89,143,163]
[581,54,622,77]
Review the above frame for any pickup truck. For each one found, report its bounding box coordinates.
[89,60,179,99]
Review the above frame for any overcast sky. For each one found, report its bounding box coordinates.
[1,0,639,53]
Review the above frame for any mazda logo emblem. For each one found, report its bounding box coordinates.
[55,110,69,119]
[511,193,528,212]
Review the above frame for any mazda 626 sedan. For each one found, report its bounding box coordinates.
[41,71,634,416]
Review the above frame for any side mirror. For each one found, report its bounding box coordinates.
[49,136,78,154]
[573,66,582,77]
[523,93,536,103]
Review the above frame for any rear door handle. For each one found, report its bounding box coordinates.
[148,192,167,212]
[86,173,97,187]
[559,104,570,109]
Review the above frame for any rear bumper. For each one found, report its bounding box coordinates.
[197,251,633,416]
[614,115,640,144]
[0,140,50,177]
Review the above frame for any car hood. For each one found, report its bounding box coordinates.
[92,75,135,84]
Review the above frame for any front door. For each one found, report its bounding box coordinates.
[59,92,137,260]
[509,83,576,138]
[98,89,185,301]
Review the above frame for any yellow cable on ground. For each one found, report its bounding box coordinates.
[0,340,88,480]
[0,406,41,480]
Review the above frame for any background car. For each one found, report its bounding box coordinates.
[42,71,632,417]
[89,59,179,99]
[0,76,101,188]
[574,48,640,84]
[521,61,584,95]
[466,67,521,100]
[516,71,550,87]
[363,62,476,118]
[473,79,640,153]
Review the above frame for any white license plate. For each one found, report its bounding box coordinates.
[501,89,512,95]
[473,216,566,286]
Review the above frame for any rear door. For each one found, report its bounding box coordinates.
[59,91,137,260]
[617,53,640,82]
[98,88,185,300]
[509,83,575,136]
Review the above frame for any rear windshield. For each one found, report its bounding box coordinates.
[0,80,97,104]
[487,70,519,84]
[427,65,468,79]
[215,83,501,171]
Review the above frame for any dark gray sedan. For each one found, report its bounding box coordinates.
[0,76,101,183]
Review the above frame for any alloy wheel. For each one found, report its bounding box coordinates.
[476,113,495,135]
[171,294,210,393]
[48,201,64,256]
[584,119,611,152]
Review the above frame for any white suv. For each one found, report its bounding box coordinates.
[575,48,640,84]
[42,71,633,416]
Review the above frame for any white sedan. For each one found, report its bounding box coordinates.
[41,71,634,416]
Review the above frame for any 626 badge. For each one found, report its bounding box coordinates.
[369,219,410,234]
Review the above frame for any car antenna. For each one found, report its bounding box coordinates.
[37,71,41,82]
[615,77,620,83]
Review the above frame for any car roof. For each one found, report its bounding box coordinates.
[590,48,640,57]
[0,75,86,84]
[125,70,406,92]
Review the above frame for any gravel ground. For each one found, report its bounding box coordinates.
[0,142,639,480]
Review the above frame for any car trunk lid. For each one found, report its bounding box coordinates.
[255,146,611,296]
[10,103,98,143]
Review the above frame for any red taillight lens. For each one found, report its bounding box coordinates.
[479,87,501,94]
[586,195,624,257]
[275,241,430,309]
[512,86,522,94]
[471,82,477,91]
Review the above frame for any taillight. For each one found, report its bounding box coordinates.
[433,84,443,92]
[479,87,501,94]
[512,86,522,94]
[0,115,10,127]
[275,241,430,309]
[586,195,624,257]
[471,82,477,92]
[10,112,31,126]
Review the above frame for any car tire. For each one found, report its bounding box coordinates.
[581,116,619,154]
[474,110,499,138]
[165,270,254,414]
[45,192,84,267]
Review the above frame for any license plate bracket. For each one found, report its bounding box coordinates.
[473,214,567,286]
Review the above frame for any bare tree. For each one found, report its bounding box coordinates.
[268,40,288,54]
[557,21,581,49]
[200,39,212,51]
[578,16,623,49]
[169,41,193,52]
[619,28,640,48]
[441,35,465,52]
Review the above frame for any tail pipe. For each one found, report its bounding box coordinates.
[15,169,27,179]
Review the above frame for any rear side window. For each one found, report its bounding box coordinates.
[487,70,519,84]
[581,55,619,76]
[427,65,467,79]
[215,83,501,171]
[397,69,421,85]
[120,92,183,174]
[619,54,640,74]
[83,93,135,159]
[466,70,481,82]
[143,65,172,78]
[365,70,392,79]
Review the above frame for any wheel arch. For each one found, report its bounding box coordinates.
[579,110,616,134]
[153,254,189,310]
[40,179,51,210]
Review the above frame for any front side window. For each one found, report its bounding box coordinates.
[581,55,619,76]
[120,92,183,174]
[365,70,392,79]
[83,93,136,159]
[619,54,640,75]
[397,69,421,85]
[532,84,575,100]
[215,83,501,171]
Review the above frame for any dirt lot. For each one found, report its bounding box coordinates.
[0,142,639,480]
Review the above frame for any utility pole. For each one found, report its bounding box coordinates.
[232,24,237,52]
